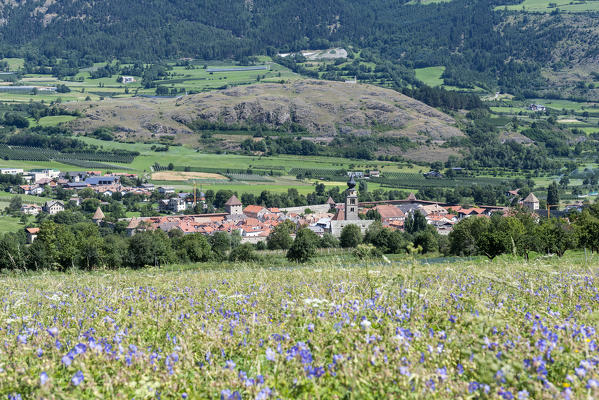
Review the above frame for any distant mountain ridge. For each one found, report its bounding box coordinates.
[65,80,464,161]
[0,0,597,94]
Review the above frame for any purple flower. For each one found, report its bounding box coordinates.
[61,355,72,366]
[265,348,276,362]
[36,348,43,358]
[74,343,87,355]
[181,393,188,399]
[587,379,599,389]
[307,323,314,333]
[518,390,529,399]
[17,335,26,344]
[40,372,49,385]
[47,327,58,337]
[71,371,84,386]
[225,360,236,370]
[256,387,272,400]
[457,363,464,375]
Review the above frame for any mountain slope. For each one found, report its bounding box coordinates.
[66,80,464,161]
[1,0,598,94]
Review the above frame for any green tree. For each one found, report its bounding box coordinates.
[267,220,294,250]
[547,181,560,207]
[127,230,174,268]
[229,243,261,262]
[319,233,339,248]
[174,233,211,262]
[448,216,491,256]
[413,228,439,254]
[287,228,319,263]
[405,211,428,234]
[340,224,362,248]
[538,218,574,257]
[7,196,22,214]
[75,223,104,269]
[210,231,232,260]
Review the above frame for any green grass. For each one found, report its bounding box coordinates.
[407,0,453,4]
[1,57,25,70]
[0,192,53,205]
[0,214,27,233]
[414,66,445,87]
[29,115,78,128]
[497,0,599,12]
[0,254,597,397]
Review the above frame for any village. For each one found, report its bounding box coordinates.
[0,167,568,246]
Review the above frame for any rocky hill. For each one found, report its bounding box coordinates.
[67,80,464,160]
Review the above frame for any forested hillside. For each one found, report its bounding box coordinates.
[0,0,597,94]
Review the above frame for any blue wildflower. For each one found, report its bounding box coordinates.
[40,372,49,385]
[587,379,599,389]
[265,348,276,362]
[71,371,84,386]
[256,387,272,400]
[225,360,236,370]
[518,390,529,399]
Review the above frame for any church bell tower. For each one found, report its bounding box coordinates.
[345,174,358,220]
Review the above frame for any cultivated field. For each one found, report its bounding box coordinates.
[151,171,228,181]
[497,0,599,12]
[1,256,598,398]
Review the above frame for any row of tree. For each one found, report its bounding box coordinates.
[448,204,599,259]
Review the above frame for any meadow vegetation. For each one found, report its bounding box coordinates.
[0,255,597,398]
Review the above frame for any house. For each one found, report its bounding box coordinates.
[92,207,105,225]
[372,204,405,225]
[69,196,81,206]
[419,204,448,216]
[369,170,380,178]
[20,204,42,215]
[158,186,175,195]
[17,185,43,195]
[522,193,540,211]
[0,168,23,175]
[424,171,443,178]
[168,198,187,213]
[25,227,40,244]
[141,183,155,190]
[529,104,546,112]
[506,189,520,198]
[121,76,135,84]
[43,200,65,215]
[85,176,119,186]
[243,205,268,219]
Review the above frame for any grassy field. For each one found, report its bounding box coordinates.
[0,59,300,103]
[414,66,445,86]
[0,254,598,398]
[497,0,599,12]
[0,214,27,233]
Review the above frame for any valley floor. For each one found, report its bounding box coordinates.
[1,254,598,398]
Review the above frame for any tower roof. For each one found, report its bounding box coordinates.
[326,196,336,205]
[407,193,417,201]
[225,195,242,206]
[92,207,105,220]
[523,193,539,203]
[347,174,356,189]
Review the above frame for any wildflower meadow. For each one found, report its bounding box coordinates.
[0,256,598,399]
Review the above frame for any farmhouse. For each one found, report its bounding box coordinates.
[121,76,135,84]
[43,200,65,215]
[523,193,540,211]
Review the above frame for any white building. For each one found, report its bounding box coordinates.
[0,168,23,175]
[43,200,65,215]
